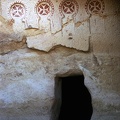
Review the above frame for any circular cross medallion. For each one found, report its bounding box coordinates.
[59,0,79,18]
[10,3,26,19]
[36,0,54,16]
[85,0,105,14]
[37,2,50,15]
[62,1,75,14]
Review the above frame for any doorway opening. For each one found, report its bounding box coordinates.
[58,75,93,120]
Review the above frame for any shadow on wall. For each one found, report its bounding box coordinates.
[58,75,93,120]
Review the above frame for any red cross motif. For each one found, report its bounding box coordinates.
[62,1,75,14]
[36,0,54,17]
[85,0,105,14]
[59,0,79,18]
[37,3,50,15]
[10,3,25,18]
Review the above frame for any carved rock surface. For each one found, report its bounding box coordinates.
[0,0,120,120]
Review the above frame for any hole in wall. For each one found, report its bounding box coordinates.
[57,75,93,120]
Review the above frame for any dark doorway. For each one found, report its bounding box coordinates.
[58,75,93,120]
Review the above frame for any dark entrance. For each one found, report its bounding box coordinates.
[58,75,93,120]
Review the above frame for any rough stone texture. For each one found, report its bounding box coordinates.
[0,0,120,120]
[0,47,120,120]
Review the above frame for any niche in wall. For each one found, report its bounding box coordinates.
[58,75,93,120]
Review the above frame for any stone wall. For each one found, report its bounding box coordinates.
[0,0,120,120]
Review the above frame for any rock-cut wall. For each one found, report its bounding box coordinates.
[0,0,120,120]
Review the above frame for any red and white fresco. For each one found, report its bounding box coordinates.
[59,0,79,18]
[85,0,105,15]
[0,0,106,52]
[36,0,54,17]
[9,2,26,19]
